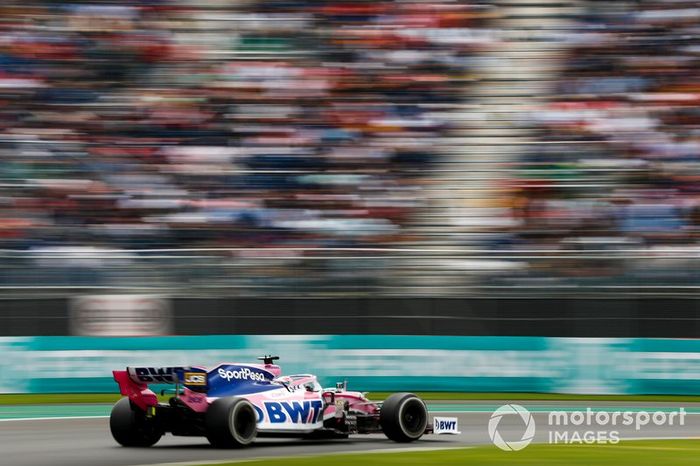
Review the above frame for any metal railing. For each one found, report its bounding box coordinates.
[1,247,699,298]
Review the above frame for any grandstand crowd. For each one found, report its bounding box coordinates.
[503,0,700,287]
[0,0,699,292]
[0,0,487,253]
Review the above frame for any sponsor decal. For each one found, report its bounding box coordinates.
[184,372,206,386]
[433,416,460,434]
[218,366,268,382]
[266,390,291,399]
[187,393,206,404]
[264,400,324,424]
[130,366,183,383]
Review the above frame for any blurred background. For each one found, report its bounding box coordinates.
[0,0,700,399]
[0,0,699,300]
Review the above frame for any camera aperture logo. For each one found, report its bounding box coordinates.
[488,404,536,451]
[489,404,687,451]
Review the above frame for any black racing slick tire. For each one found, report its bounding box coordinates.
[110,398,163,447]
[205,397,258,448]
[379,393,428,442]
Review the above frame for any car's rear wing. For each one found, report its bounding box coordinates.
[113,361,282,410]
[113,370,159,411]
[114,366,207,411]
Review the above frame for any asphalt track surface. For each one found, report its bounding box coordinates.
[2,402,699,466]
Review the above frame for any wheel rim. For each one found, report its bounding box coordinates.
[399,398,427,437]
[230,403,256,443]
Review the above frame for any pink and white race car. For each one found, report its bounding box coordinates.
[110,356,436,448]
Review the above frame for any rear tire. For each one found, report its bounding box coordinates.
[205,397,257,448]
[110,398,162,447]
[380,393,428,442]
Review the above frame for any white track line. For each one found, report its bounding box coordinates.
[0,410,489,423]
[0,411,458,423]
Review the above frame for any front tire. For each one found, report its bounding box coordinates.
[205,397,257,448]
[110,398,162,447]
[380,393,428,442]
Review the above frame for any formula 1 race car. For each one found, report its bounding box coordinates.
[110,356,445,448]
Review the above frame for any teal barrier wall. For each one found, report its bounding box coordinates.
[1,336,699,395]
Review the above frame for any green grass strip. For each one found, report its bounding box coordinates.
[196,440,700,466]
[2,392,700,406]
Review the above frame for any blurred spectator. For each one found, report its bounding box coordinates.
[5,0,700,294]
[0,0,494,290]
[504,0,700,287]
[0,0,484,252]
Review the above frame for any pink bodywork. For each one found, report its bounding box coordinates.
[179,387,209,412]
[113,363,378,420]
[322,391,378,416]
